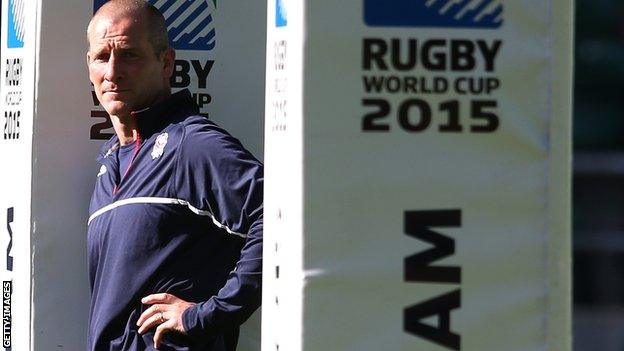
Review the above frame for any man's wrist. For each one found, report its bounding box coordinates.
[181,303,202,339]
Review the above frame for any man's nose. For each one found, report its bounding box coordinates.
[104,54,122,82]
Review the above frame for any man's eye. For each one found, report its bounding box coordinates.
[122,52,138,59]
[94,54,109,62]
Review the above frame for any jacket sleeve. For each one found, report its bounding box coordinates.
[173,121,263,338]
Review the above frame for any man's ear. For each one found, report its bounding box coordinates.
[86,51,94,84]
[162,48,175,79]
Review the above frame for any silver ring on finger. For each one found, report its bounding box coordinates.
[159,312,165,323]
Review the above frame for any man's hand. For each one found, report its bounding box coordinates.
[137,293,196,348]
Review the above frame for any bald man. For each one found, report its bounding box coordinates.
[85,1,263,350]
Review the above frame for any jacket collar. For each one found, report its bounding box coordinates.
[98,89,199,160]
[131,89,199,137]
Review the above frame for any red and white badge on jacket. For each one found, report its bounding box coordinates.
[151,133,168,159]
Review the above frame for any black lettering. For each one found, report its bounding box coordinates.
[434,77,449,94]
[192,93,212,109]
[91,91,101,106]
[470,100,499,132]
[3,111,20,140]
[391,39,417,71]
[451,40,475,71]
[422,40,446,71]
[363,38,388,70]
[191,60,214,89]
[2,280,10,349]
[486,78,500,94]
[16,111,20,139]
[362,76,385,93]
[171,60,191,88]
[362,98,390,131]
[90,111,114,140]
[439,100,462,132]
[385,76,401,93]
[6,208,13,272]
[5,58,22,86]
[398,99,431,132]
[274,40,287,71]
[404,210,461,283]
[421,79,432,94]
[404,289,461,350]
[5,92,22,106]
[454,77,468,94]
[10,112,15,139]
[477,40,502,72]
[470,78,485,94]
[404,77,418,93]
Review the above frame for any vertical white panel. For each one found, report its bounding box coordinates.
[263,0,572,350]
[0,0,37,349]
[30,0,98,349]
[262,0,305,350]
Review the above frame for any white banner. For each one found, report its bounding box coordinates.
[0,0,37,349]
[262,0,572,350]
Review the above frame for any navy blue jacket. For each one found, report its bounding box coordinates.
[87,90,263,351]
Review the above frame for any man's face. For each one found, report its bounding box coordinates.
[87,14,174,118]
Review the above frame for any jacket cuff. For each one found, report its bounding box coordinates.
[182,303,206,339]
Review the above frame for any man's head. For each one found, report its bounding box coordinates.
[87,0,175,118]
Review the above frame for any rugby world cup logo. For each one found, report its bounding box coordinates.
[276,0,287,27]
[93,0,217,51]
[7,0,26,48]
[365,0,503,29]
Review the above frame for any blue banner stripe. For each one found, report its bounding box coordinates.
[276,0,287,27]
[175,14,214,48]
[364,0,503,28]
[168,1,208,43]
[8,0,25,48]
[194,28,216,50]
[176,28,215,50]
[164,1,194,28]
[154,0,178,15]
[473,0,495,17]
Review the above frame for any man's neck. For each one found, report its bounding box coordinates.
[109,90,172,145]
[111,114,139,146]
